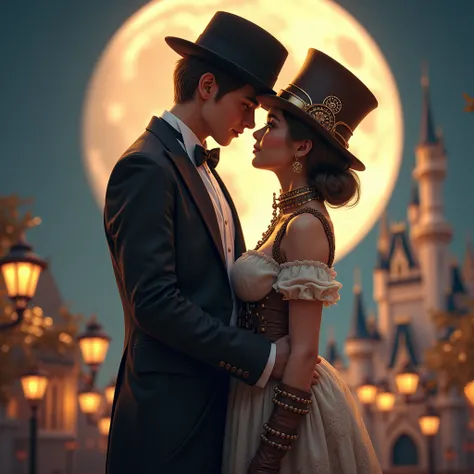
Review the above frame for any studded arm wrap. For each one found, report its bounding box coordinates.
[247,383,312,473]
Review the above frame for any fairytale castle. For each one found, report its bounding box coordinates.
[326,71,474,472]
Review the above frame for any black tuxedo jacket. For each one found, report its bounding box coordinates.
[103,116,272,473]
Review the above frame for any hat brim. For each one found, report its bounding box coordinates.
[257,95,366,171]
[166,36,277,95]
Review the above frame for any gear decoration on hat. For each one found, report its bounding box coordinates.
[304,95,342,132]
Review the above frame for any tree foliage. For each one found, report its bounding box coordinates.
[425,301,474,392]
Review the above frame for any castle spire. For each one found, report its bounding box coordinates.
[367,309,382,340]
[419,62,438,146]
[348,268,371,340]
[353,267,362,294]
[412,61,452,313]
[325,327,342,366]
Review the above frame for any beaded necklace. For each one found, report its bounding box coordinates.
[255,186,322,250]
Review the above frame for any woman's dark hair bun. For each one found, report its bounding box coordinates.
[283,110,361,208]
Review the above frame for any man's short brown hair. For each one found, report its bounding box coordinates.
[173,56,247,104]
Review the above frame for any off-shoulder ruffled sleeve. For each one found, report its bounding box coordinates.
[272,261,342,306]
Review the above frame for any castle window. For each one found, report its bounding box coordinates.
[392,434,419,466]
[390,257,408,277]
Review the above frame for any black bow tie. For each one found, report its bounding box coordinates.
[194,145,220,168]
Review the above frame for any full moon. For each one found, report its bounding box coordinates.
[82,0,403,262]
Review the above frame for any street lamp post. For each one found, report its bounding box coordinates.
[0,238,47,330]
[20,366,49,474]
[77,316,112,432]
[77,316,111,389]
[419,406,440,474]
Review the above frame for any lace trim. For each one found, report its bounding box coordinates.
[244,250,336,276]
[280,260,337,278]
[244,249,280,269]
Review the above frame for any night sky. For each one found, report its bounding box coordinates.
[1,0,473,386]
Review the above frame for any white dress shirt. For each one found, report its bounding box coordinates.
[161,111,275,388]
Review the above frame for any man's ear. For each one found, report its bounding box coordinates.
[198,73,216,100]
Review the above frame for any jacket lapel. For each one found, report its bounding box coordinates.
[146,117,226,268]
[211,168,246,258]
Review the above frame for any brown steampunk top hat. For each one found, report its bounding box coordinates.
[165,12,288,95]
[257,49,378,171]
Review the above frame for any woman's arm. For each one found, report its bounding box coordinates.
[281,213,329,390]
[247,214,331,473]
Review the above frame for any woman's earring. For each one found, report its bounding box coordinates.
[292,154,303,173]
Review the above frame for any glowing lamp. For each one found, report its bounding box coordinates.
[395,363,419,396]
[376,391,396,412]
[78,389,102,415]
[356,378,377,405]
[77,316,110,369]
[0,238,46,303]
[0,238,47,330]
[419,407,440,436]
[20,366,48,404]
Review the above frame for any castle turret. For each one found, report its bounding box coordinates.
[374,215,390,344]
[411,63,452,313]
[345,269,377,388]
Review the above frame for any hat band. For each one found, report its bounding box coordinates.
[279,84,353,149]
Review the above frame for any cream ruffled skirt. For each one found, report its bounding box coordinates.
[223,358,382,474]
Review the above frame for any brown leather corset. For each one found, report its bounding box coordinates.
[237,290,289,342]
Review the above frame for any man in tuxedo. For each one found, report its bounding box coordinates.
[104,11,297,474]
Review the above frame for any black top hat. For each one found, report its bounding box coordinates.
[166,12,288,95]
[257,49,378,171]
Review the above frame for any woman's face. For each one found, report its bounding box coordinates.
[252,108,296,171]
